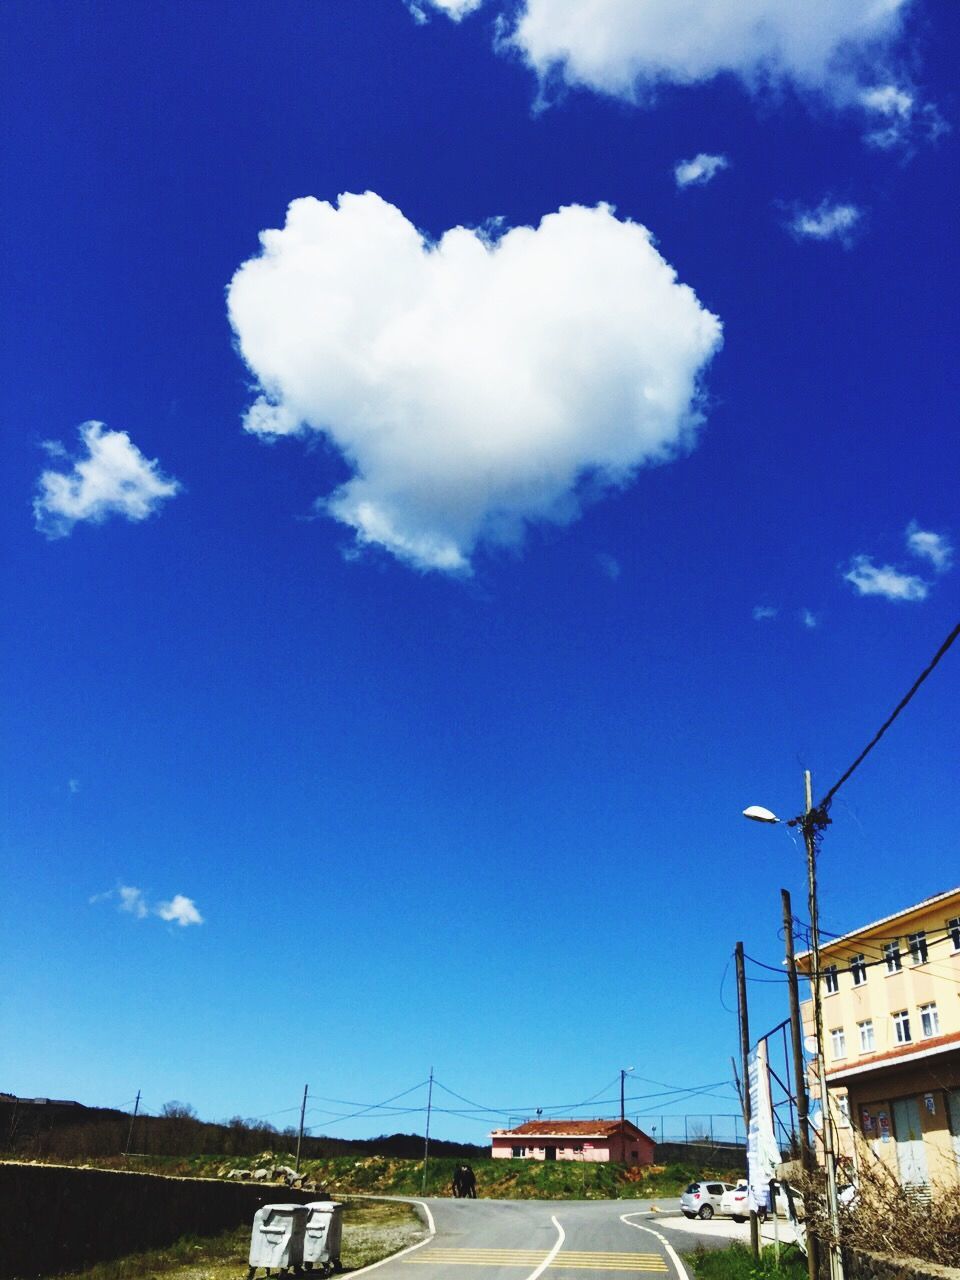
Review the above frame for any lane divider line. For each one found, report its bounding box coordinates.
[348,1197,436,1276]
[525,1214,565,1280]
[620,1213,691,1280]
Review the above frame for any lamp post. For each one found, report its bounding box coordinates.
[743,771,844,1280]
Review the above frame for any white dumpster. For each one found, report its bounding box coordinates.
[248,1203,308,1277]
[303,1201,344,1273]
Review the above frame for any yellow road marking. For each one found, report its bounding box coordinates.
[403,1247,670,1270]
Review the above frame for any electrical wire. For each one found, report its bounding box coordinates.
[811,617,960,816]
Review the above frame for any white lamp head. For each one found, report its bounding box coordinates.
[743,805,780,824]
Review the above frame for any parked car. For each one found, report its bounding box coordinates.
[680,1180,736,1219]
[720,1181,749,1222]
[719,1179,805,1222]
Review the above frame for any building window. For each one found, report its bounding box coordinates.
[893,1010,912,1044]
[823,964,839,994]
[572,1144,583,1153]
[907,931,929,965]
[919,1002,940,1038]
[830,1027,846,1059]
[949,917,960,951]
[884,941,902,973]
[512,1146,524,1157]
[836,1095,850,1126]
[850,954,867,985]
[858,1019,875,1052]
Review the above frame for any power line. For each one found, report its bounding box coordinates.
[810,617,960,818]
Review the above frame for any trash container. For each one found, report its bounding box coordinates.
[303,1201,344,1274]
[248,1203,308,1278]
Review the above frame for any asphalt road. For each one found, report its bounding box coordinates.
[354,1198,692,1280]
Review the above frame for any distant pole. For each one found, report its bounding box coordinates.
[621,1070,626,1128]
[295,1084,308,1173]
[421,1068,434,1196]
[124,1091,141,1157]
[736,942,760,1259]
[783,888,819,1280]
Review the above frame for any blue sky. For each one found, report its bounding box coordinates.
[1,0,958,1143]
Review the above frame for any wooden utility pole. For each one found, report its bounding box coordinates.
[124,1090,140,1157]
[421,1068,434,1196]
[295,1084,308,1173]
[736,942,760,1259]
[783,889,820,1280]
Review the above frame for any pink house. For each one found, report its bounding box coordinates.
[489,1119,655,1165]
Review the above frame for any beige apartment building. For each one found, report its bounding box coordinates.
[797,886,960,1192]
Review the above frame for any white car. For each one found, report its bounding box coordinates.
[720,1181,749,1222]
[680,1180,736,1219]
[720,1179,804,1222]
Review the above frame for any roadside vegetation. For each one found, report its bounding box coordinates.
[686,1244,807,1280]
[60,1200,425,1280]
[27,1152,740,1200]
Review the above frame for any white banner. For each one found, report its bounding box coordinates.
[747,1038,780,1213]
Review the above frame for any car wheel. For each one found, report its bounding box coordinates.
[698,1205,714,1220]
[682,1211,695,1219]
[732,1216,746,1224]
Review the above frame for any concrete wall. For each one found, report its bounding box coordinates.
[843,1245,960,1280]
[0,1161,314,1278]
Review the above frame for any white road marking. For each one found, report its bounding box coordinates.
[620,1213,691,1280]
[524,1214,565,1280]
[347,1197,436,1276]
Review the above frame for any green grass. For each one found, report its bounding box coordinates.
[59,1200,425,1280]
[686,1243,808,1280]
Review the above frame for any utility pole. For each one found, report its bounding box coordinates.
[621,1070,626,1128]
[801,771,845,1280]
[295,1084,308,1174]
[124,1090,140,1157]
[421,1068,434,1196]
[783,888,820,1280]
[735,942,760,1259]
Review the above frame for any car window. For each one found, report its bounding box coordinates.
[707,1183,723,1194]
[685,1183,699,1193]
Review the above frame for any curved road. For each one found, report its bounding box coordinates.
[355,1198,691,1280]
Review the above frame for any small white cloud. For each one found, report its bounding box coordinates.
[788,200,862,246]
[34,422,181,539]
[407,0,482,20]
[753,605,777,621]
[905,522,952,574]
[156,894,204,928]
[68,778,81,794]
[843,555,928,602]
[801,609,818,629]
[119,886,149,919]
[674,153,729,189]
[597,552,621,580]
[228,193,722,573]
[859,83,946,150]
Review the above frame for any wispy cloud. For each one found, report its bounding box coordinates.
[788,200,862,246]
[905,522,952,573]
[91,886,204,927]
[674,153,729,189]
[753,605,777,621]
[406,0,481,21]
[68,778,81,794]
[597,553,621,580]
[843,555,928,602]
[156,895,204,928]
[860,84,947,150]
[119,886,149,919]
[801,609,818,629]
[34,422,181,539]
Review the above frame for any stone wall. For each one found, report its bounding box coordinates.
[844,1246,960,1280]
[0,1161,315,1278]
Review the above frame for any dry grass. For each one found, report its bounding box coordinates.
[62,1199,426,1280]
[797,1161,960,1269]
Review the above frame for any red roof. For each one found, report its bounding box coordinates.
[491,1118,649,1139]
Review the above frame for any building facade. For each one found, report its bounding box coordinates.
[489,1119,654,1165]
[797,886,960,1192]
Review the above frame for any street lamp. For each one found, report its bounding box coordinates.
[743,771,844,1280]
